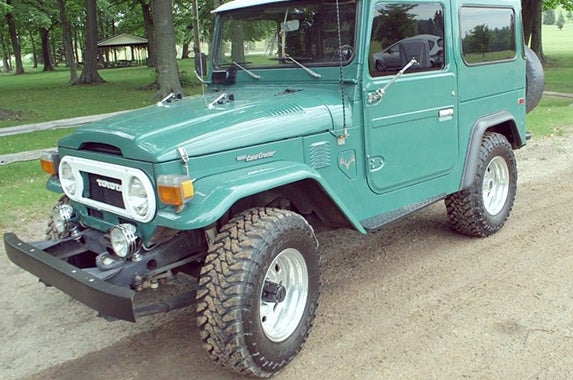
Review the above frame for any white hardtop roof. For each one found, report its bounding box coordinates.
[213,0,292,13]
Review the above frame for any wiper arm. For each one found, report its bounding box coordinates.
[284,54,321,79]
[232,61,261,80]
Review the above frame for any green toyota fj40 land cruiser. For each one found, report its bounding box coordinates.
[5,0,543,377]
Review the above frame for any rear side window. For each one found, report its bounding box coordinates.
[368,3,445,77]
[460,7,516,65]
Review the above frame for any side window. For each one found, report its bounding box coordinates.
[369,3,445,77]
[460,7,516,65]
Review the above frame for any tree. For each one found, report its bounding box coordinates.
[543,8,555,24]
[150,0,182,98]
[5,0,25,74]
[524,0,573,60]
[464,24,492,57]
[522,0,543,60]
[139,0,156,67]
[1,36,11,72]
[39,26,55,71]
[556,10,565,29]
[57,0,79,83]
[78,0,105,84]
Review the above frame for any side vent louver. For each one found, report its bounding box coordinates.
[309,141,331,169]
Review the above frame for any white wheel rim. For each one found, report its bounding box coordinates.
[482,156,510,215]
[260,248,308,342]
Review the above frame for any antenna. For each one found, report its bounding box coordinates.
[335,0,349,145]
[193,0,206,96]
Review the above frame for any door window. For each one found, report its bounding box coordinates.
[369,3,445,77]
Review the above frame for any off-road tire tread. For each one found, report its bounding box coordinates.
[445,132,517,237]
[196,207,319,378]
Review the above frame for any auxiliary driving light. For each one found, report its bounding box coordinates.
[52,204,77,234]
[110,223,139,258]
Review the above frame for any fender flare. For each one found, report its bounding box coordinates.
[154,161,366,233]
[525,45,544,113]
[460,111,520,190]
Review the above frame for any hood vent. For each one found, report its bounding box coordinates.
[80,142,123,156]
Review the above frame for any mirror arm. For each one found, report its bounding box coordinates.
[195,70,211,84]
[368,58,417,104]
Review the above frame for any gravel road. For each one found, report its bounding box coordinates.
[1,128,572,379]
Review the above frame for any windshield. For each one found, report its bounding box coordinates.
[214,0,357,69]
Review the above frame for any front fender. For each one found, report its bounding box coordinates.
[154,161,366,233]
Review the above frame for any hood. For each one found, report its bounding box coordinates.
[60,86,341,162]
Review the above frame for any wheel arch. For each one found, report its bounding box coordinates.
[163,161,365,233]
[460,111,523,190]
[230,178,356,231]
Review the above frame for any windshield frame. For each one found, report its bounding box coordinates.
[212,0,358,71]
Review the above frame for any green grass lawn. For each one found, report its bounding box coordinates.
[542,24,573,94]
[0,59,202,129]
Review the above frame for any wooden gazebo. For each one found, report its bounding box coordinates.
[97,33,148,67]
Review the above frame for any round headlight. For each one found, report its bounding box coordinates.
[52,204,75,233]
[127,177,149,217]
[110,224,139,258]
[59,161,77,196]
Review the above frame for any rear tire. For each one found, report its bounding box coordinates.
[446,132,517,237]
[196,208,320,377]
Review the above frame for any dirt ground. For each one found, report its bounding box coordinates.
[1,127,572,380]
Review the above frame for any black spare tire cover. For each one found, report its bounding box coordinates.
[525,46,544,113]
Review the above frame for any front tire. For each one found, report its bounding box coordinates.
[446,132,517,237]
[196,208,320,377]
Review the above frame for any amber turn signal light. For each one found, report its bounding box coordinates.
[157,175,195,207]
[40,152,59,175]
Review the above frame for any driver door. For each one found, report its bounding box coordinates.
[363,2,458,195]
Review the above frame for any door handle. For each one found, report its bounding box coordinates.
[438,108,454,119]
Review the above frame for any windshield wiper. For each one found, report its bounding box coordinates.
[284,54,321,79]
[232,61,261,80]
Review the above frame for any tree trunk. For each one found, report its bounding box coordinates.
[2,37,11,72]
[74,29,81,63]
[191,0,201,54]
[40,27,55,71]
[231,25,245,62]
[2,53,10,72]
[529,0,544,60]
[58,0,79,84]
[28,31,38,68]
[522,0,532,44]
[2,35,10,71]
[181,39,190,59]
[151,0,182,98]
[6,0,25,75]
[522,0,544,60]
[78,0,105,84]
[140,0,156,68]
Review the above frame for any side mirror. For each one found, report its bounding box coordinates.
[195,52,207,77]
[280,20,300,33]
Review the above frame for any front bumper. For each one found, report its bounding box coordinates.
[4,233,137,322]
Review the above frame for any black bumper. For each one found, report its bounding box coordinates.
[4,233,137,322]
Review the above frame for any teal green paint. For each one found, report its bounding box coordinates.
[43,0,528,237]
